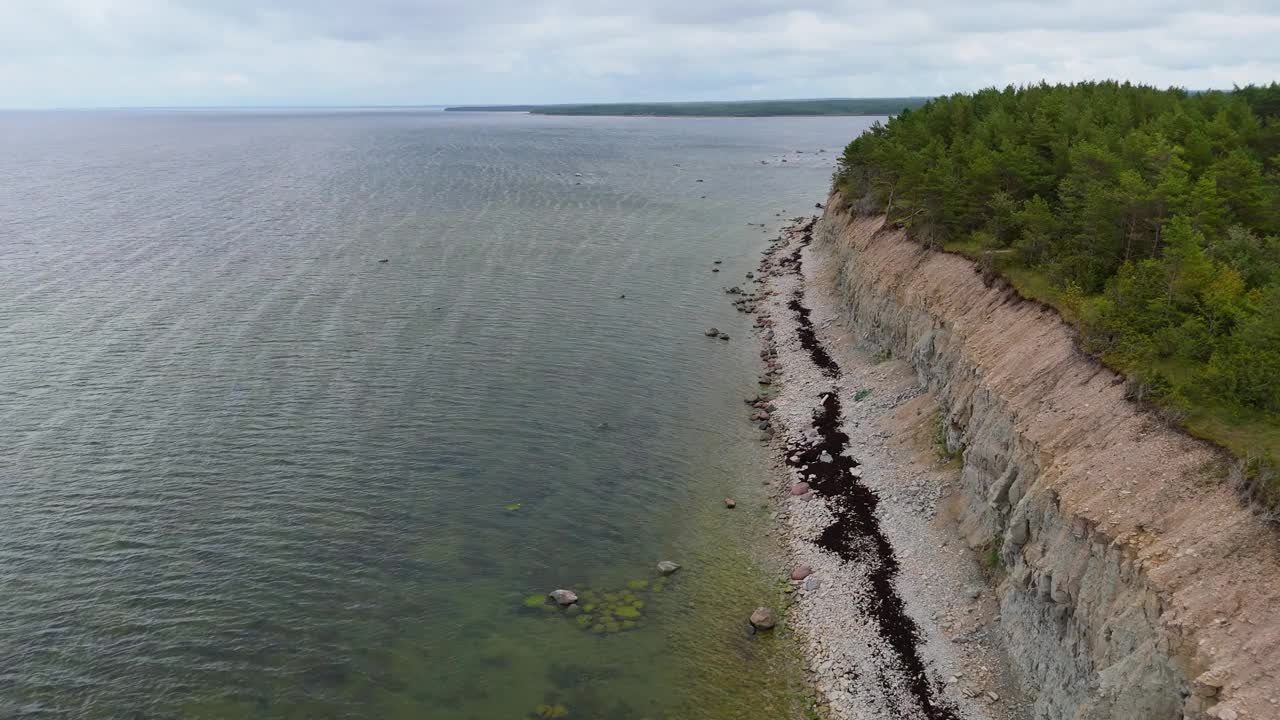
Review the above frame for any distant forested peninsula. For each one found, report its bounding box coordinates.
[835,81,1280,492]
[444,98,930,117]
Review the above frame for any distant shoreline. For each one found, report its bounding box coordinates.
[443,98,929,117]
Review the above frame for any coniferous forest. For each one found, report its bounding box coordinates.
[836,82,1280,492]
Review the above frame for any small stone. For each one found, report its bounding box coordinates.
[802,575,821,591]
[548,589,578,606]
[724,497,736,509]
[719,333,730,340]
[657,561,681,575]
[749,606,778,630]
[818,451,833,464]
[986,691,1000,702]
[789,483,810,496]
[790,565,813,581]
[704,327,720,336]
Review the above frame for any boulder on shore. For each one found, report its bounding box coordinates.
[548,589,578,606]
[790,565,813,581]
[749,606,778,630]
[657,561,681,576]
[789,482,811,496]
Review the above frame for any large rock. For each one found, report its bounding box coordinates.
[548,589,578,606]
[790,565,813,581]
[749,606,778,630]
[657,561,681,576]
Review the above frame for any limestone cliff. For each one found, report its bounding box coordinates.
[814,192,1280,720]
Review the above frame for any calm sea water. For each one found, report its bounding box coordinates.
[0,109,877,719]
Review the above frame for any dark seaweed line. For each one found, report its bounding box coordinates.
[783,230,957,720]
[787,294,840,377]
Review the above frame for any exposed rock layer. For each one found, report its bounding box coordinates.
[813,192,1280,720]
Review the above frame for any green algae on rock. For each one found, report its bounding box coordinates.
[527,571,677,635]
[534,703,568,718]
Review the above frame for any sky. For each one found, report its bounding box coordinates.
[1,0,1278,108]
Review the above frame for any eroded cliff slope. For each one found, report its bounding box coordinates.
[815,192,1280,720]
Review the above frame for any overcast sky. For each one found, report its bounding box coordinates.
[2,0,1278,108]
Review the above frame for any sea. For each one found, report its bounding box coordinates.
[0,108,879,719]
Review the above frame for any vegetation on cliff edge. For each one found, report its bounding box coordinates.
[834,81,1280,507]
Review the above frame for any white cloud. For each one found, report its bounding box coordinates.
[0,0,1276,107]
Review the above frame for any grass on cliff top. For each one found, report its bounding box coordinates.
[941,237,1280,472]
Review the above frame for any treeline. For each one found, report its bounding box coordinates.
[835,82,1280,467]
[445,98,929,117]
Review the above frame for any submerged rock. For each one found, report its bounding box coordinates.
[657,561,681,576]
[750,606,778,630]
[548,589,578,606]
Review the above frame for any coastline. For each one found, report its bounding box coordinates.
[746,216,1025,719]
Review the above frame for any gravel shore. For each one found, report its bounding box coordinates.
[745,217,1029,720]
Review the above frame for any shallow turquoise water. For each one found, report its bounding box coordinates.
[0,109,878,719]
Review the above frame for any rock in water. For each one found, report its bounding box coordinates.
[704,327,720,337]
[790,565,813,581]
[724,497,736,509]
[657,561,681,576]
[548,589,578,606]
[750,607,778,630]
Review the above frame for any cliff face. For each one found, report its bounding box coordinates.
[814,192,1280,720]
